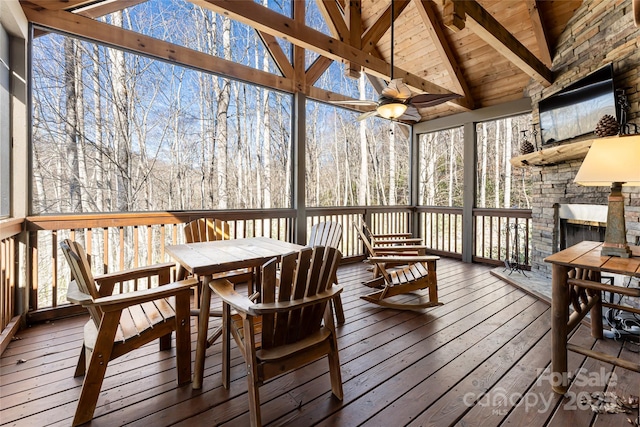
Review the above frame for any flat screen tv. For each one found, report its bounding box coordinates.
[539,64,617,145]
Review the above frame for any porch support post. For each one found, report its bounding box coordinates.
[7,17,30,323]
[462,121,476,263]
[293,91,306,245]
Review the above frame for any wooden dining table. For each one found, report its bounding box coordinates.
[166,236,304,389]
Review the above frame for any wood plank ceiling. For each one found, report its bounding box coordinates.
[20,0,582,124]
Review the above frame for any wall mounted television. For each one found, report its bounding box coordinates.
[539,64,617,145]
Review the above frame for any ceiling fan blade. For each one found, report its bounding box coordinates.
[393,79,413,99]
[398,106,421,122]
[409,93,461,108]
[358,110,380,121]
[328,99,378,107]
[382,78,412,100]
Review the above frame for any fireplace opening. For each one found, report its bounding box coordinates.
[556,204,608,251]
[560,219,606,250]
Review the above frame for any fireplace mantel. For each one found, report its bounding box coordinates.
[510,138,594,167]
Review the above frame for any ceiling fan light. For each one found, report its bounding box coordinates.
[377,102,407,119]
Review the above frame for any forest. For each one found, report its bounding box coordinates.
[30,0,532,216]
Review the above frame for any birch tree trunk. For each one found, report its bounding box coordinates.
[109,11,131,212]
[494,120,501,208]
[426,135,436,205]
[358,74,367,206]
[215,17,231,209]
[503,117,512,208]
[448,130,454,206]
[64,37,81,212]
[92,44,105,212]
[389,123,396,205]
[479,124,487,208]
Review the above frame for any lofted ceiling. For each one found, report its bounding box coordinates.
[20,0,583,123]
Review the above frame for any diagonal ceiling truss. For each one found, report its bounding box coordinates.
[22,0,559,120]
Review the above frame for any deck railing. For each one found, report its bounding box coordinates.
[1,218,23,335]
[417,206,464,258]
[473,208,532,268]
[0,206,531,326]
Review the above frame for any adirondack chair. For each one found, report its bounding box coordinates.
[354,225,442,310]
[182,217,254,347]
[362,221,424,247]
[308,221,345,324]
[211,246,343,427]
[355,223,430,277]
[180,217,253,285]
[60,239,197,427]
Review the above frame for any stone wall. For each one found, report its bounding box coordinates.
[525,0,640,277]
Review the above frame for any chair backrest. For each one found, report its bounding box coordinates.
[60,239,102,327]
[354,223,377,258]
[184,218,230,243]
[259,246,341,349]
[308,221,342,248]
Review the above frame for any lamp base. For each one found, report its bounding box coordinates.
[601,182,631,258]
[601,243,632,258]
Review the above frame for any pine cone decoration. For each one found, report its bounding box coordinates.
[520,139,534,154]
[594,115,619,137]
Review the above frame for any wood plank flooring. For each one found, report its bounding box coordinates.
[1,259,638,426]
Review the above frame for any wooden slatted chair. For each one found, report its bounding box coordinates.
[308,221,345,324]
[182,218,254,347]
[362,221,424,248]
[180,217,253,285]
[60,239,197,427]
[211,246,343,427]
[355,223,429,277]
[354,225,442,310]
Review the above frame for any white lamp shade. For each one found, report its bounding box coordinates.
[377,102,407,120]
[574,135,640,186]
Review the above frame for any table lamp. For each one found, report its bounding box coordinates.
[573,135,640,257]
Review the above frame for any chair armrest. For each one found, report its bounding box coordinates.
[373,238,423,245]
[66,280,93,305]
[251,286,343,315]
[210,279,255,314]
[369,255,439,264]
[92,278,198,312]
[94,262,175,284]
[373,232,412,238]
[372,245,428,252]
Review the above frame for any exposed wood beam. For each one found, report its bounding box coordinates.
[346,0,362,78]
[413,0,474,110]
[306,56,333,85]
[361,0,410,54]
[315,0,349,41]
[25,0,98,11]
[191,0,455,95]
[526,0,553,67]
[348,0,361,50]
[21,2,295,93]
[257,31,294,79]
[75,0,148,18]
[443,0,553,86]
[293,1,306,90]
[306,86,369,112]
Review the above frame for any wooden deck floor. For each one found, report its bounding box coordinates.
[1,259,638,426]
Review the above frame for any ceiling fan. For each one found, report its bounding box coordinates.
[333,78,461,121]
[329,0,460,122]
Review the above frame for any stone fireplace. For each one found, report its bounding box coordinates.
[528,157,640,279]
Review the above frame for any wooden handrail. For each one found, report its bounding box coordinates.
[0,218,24,240]
[0,206,533,327]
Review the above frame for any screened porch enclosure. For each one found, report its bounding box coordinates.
[6,1,640,426]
